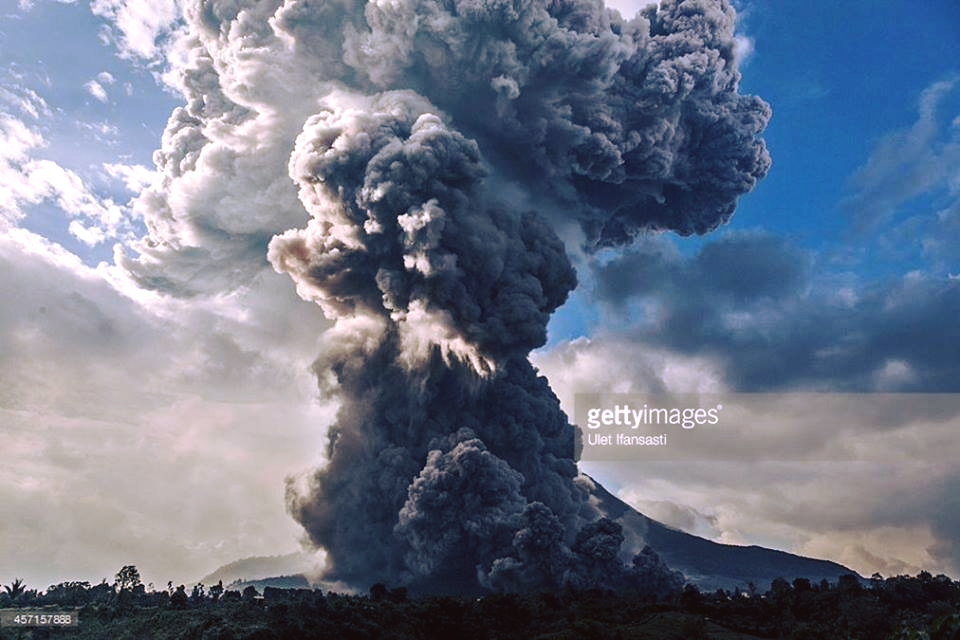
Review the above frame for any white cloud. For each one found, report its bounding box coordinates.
[873,359,917,391]
[733,34,754,66]
[25,158,128,244]
[532,335,726,416]
[115,1,336,297]
[603,0,657,18]
[0,113,45,224]
[90,0,180,60]
[76,119,120,142]
[545,329,960,578]
[0,112,140,245]
[67,219,107,245]
[0,227,334,588]
[595,458,958,579]
[798,526,940,578]
[0,85,51,120]
[845,78,960,231]
[18,0,77,8]
[84,79,109,103]
[104,162,156,193]
[617,490,724,541]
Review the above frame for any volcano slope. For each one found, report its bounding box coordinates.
[589,476,856,591]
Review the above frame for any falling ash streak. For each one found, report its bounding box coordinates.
[127,0,770,592]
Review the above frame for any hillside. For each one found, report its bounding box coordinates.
[590,477,857,590]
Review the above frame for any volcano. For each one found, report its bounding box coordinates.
[589,478,856,592]
[208,476,855,595]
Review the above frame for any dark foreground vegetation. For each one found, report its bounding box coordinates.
[3,568,960,639]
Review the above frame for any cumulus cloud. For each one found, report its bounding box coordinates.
[799,526,941,579]
[1,45,334,588]
[0,227,333,588]
[0,113,45,225]
[90,0,180,60]
[530,335,726,413]
[84,72,116,104]
[732,34,754,65]
[581,229,959,393]
[603,459,959,579]
[84,80,109,103]
[0,84,51,120]
[0,116,131,245]
[104,162,156,193]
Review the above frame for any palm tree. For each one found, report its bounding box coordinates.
[4,578,26,599]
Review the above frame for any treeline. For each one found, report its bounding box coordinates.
[2,568,960,639]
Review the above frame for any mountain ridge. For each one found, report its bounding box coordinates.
[589,476,857,590]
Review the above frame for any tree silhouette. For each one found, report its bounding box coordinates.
[170,585,188,609]
[190,583,206,607]
[114,565,142,592]
[45,581,91,606]
[4,578,25,600]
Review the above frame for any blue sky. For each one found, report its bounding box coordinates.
[1,0,177,263]
[733,1,959,266]
[547,0,960,341]
[2,0,959,590]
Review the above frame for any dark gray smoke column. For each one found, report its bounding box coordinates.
[263,0,770,591]
[269,91,583,589]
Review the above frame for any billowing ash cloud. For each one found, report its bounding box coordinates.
[125,0,769,592]
[341,0,771,246]
[270,90,590,588]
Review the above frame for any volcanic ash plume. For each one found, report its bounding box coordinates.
[269,90,589,589]
[129,0,770,592]
[267,0,771,592]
